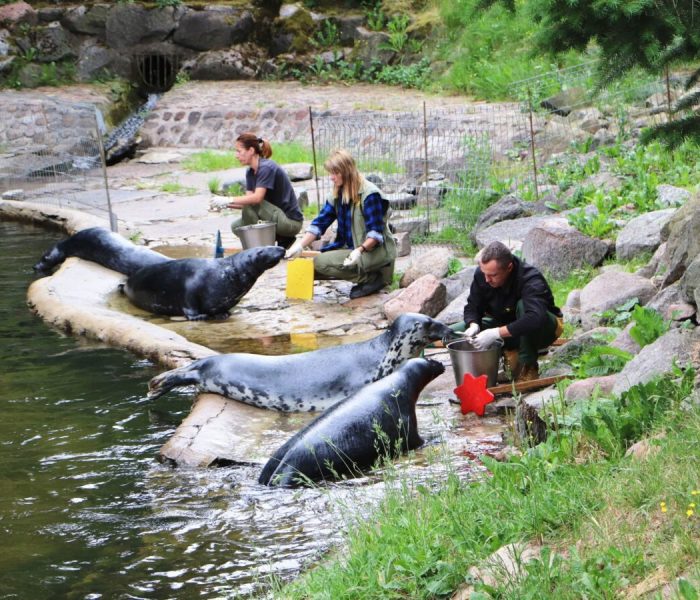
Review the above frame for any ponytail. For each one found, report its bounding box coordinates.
[236,132,273,158]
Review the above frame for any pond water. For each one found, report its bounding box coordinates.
[1,220,502,599]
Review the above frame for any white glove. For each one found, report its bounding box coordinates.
[472,328,501,350]
[343,247,363,267]
[284,240,304,259]
[463,323,480,338]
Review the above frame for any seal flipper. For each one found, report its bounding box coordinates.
[147,364,202,400]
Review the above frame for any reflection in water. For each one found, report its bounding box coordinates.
[1,222,499,599]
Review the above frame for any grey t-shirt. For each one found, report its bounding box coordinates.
[246,158,303,222]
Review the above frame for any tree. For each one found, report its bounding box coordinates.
[526,0,700,144]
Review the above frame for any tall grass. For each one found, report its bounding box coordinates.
[281,370,700,598]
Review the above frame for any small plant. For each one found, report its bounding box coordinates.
[207,177,221,194]
[628,304,669,347]
[572,345,632,378]
[160,182,196,195]
[312,20,339,49]
[223,182,245,197]
[154,0,181,7]
[567,208,616,239]
[382,15,411,53]
[363,0,386,31]
[595,296,639,328]
[183,150,237,172]
[447,257,463,276]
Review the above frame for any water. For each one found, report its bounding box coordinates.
[0,220,501,599]
[0,221,351,599]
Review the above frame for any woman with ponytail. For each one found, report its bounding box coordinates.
[227,132,303,248]
[285,149,396,299]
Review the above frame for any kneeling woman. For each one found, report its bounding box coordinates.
[227,132,303,248]
[285,149,396,299]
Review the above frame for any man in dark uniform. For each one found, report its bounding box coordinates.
[463,241,563,382]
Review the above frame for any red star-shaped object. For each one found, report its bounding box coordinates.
[454,372,495,416]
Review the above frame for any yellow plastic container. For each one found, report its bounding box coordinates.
[286,257,315,300]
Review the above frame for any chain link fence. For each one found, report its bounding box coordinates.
[0,94,117,230]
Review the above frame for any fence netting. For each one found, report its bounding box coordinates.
[0,95,116,229]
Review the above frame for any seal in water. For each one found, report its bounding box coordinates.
[147,313,457,410]
[33,227,170,276]
[122,245,285,320]
[258,357,445,487]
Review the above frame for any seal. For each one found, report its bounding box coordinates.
[122,245,285,320]
[147,313,457,409]
[33,227,170,276]
[258,357,445,487]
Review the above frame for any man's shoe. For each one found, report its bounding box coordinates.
[276,236,296,250]
[516,363,539,383]
[349,273,385,299]
[503,349,520,380]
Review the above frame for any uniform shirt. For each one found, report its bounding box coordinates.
[246,158,303,222]
[463,256,562,338]
[308,192,385,250]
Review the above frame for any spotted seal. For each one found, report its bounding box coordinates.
[258,357,445,487]
[122,245,285,320]
[33,227,170,276]
[147,313,457,410]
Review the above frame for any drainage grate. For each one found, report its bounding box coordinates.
[131,53,181,94]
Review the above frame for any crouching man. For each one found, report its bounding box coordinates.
[463,241,563,382]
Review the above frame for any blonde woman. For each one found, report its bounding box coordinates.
[227,132,303,249]
[285,149,396,299]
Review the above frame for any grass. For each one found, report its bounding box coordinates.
[159,182,196,195]
[280,370,700,599]
[182,142,314,173]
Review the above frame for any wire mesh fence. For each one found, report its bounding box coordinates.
[309,61,678,252]
[0,94,116,229]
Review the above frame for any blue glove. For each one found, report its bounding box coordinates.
[472,328,501,350]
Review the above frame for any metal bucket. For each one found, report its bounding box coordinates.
[234,222,276,249]
[446,339,503,388]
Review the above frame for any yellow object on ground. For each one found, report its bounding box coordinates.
[286,257,315,300]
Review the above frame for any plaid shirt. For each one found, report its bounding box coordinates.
[308,192,385,251]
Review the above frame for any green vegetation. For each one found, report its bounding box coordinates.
[159,182,196,195]
[283,368,699,598]
[183,143,314,173]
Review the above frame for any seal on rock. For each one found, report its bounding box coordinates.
[147,313,457,410]
[258,357,445,487]
[122,245,285,320]
[33,227,170,276]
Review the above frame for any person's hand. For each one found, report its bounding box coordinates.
[343,247,363,267]
[472,328,501,350]
[463,323,480,339]
[285,240,304,259]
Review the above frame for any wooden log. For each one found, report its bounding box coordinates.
[487,374,570,396]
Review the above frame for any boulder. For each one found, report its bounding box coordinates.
[105,4,179,50]
[61,4,109,38]
[680,253,700,306]
[75,39,116,82]
[383,274,446,322]
[609,322,642,355]
[282,162,313,181]
[189,46,262,80]
[564,375,617,402]
[474,215,568,252]
[0,2,36,28]
[34,23,77,63]
[547,326,616,364]
[659,196,700,286]
[615,209,675,261]
[612,328,696,396]
[435,289,468,326]
[350,27,395,69]
[399,247,452,288]
[470,194,531,240]
[173,9,237,51]
[393,231,410,257]
[522,222,609,279]
[333,15,365,46]
[442,265,476,304]
[579,271,656,330]
[540,87,587,116]
[562,289,581,325]
[656,184,690,208]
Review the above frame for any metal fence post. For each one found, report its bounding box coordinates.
[308,107,321,212]
[422,101,430,234]
[526,88,540,202]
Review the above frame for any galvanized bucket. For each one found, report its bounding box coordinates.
[234,222,276,249]
[446,338,503,388]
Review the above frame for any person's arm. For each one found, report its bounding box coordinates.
[228,187,266,209]
[358,192,385,251]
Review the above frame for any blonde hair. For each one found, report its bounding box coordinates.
[236,132,272,158]
[324,149,363,205]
